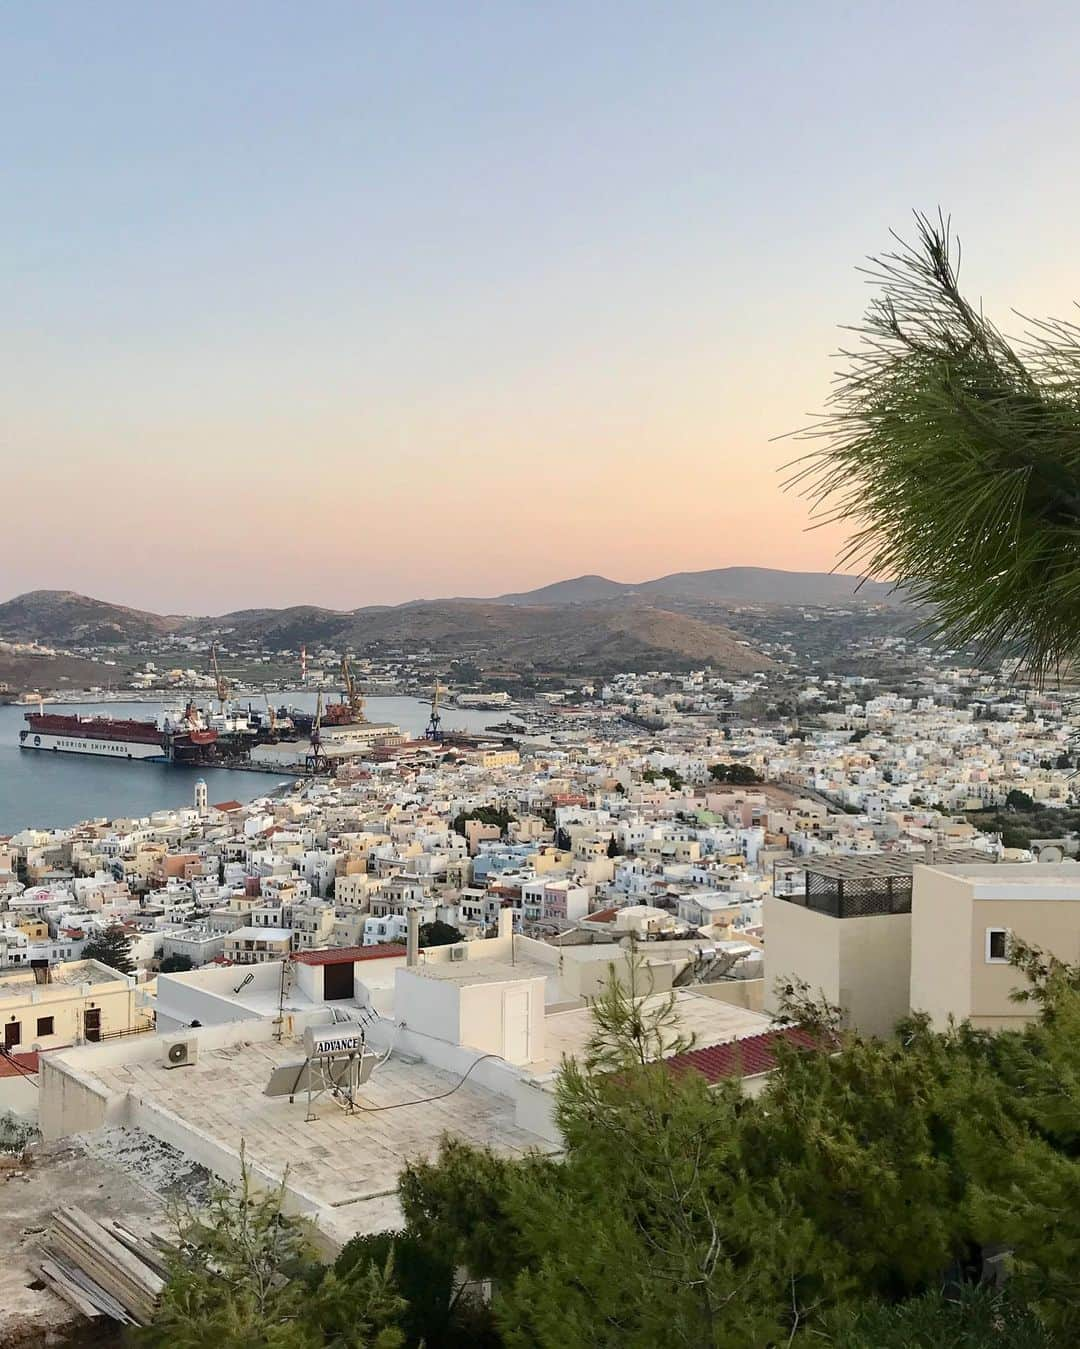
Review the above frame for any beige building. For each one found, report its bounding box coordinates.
[223,926,292,964]
[763,851,993,1040]
[910,862,1080,1031]
[0,959,149,1052]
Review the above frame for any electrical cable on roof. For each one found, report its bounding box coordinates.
[354,1051,500,1112]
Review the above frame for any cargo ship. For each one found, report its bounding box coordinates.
[19,709,218,765]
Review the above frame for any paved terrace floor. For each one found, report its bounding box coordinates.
[533,989,772,1076]
[86,1037,550,1243]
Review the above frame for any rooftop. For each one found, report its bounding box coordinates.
[294,944,407,967]
[0,960,127,998]
[801,848,994,880]
[783,849,1004,919]
[923,860,1080,901]
[404,956,553,986]
[531,991,772,1076]
[664,1026,822,1085]
[49,1033,548,1245]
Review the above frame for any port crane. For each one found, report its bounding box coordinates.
[305,692,328,774]
[340,655,365,723]
[425,677,447,740]
[210,643,231,713]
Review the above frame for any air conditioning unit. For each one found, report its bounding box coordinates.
[164,1037,198,1069]
[449,944,467,962]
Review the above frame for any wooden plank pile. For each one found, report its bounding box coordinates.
[39,1205,168,1326]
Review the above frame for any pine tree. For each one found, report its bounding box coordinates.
[137,1152,407,1349]
[81,924,135,975]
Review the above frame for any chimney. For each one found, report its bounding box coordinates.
[925,839,937,867]
[406,907,420,967]
[498,907,513,941]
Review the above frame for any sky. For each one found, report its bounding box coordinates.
[3,2,1080,614]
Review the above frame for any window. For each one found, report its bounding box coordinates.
[986,927,1011,963]
[36,1015,55,1037]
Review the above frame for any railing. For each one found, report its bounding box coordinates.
[778,880,912,919]
[93,1021,156,1042]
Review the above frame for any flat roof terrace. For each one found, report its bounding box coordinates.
[45,1032,549,1246]
[780,849,1000,919]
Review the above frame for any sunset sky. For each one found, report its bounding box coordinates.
[3,2,1080,613]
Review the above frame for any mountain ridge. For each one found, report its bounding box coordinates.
[0,566,908,675]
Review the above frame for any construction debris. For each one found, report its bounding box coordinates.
[40,1206,167,1326]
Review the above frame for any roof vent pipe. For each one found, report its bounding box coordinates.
[406,907,420,967]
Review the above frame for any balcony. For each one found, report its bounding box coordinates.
[775,849,996,919]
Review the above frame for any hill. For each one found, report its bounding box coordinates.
[494,575,630,606]
[0,589,774,676]
[0,591,184,644]
[493,566,903,607]
[220,601,774,675]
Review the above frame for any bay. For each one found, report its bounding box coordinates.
[0,693,511,833]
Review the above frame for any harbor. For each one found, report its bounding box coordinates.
[0,693,511,834]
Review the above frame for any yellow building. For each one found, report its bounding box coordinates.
[0,960,150,1053]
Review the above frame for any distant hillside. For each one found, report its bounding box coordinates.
[493,566,904,608]
[0,589,774,676]
[221,600,773,674]
[494,574,629,606]
[0,591,184,644]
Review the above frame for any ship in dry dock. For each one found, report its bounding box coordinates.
[19,706,218,765]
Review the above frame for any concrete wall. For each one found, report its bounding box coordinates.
[39,1057,112,1139]
[394,969,461,1044]
[155,966,280,1031]
[38,1017,278,1141]
[764,896,911,1038]
[764,896,841,1012]
[693,978,766,1013]
[0,1074,39,1121]
[837,912,912,1039]
[909,869,974,1029]
[912,864,1080,1030]
[458,977,546,1065]
[967,893,1080,1028]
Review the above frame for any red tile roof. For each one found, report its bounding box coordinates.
[212,800,244,813]
[0,1050,42,1078]
[664,1027,821,1084]
[584,906,619,923]
[292,943,407,967]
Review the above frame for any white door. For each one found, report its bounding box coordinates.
[502,987,530,1063]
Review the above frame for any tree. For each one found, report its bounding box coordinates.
[824,1283,1052,1348]
[708,762,760,786]
[606,834,619,858]
[81,924,135,976]
[788,211,1080,681]
[451,806,515,839]
[418,920,463,949]
[160,954,194,974]
[137,1154,407,1349]
[1006,788,1036,811]
[336,1229,498,1347]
